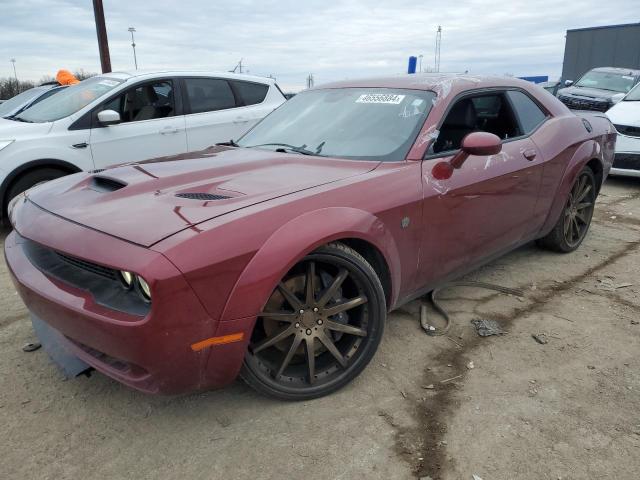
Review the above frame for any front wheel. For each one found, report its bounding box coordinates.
[240,243,386,400]
[536,166,596,253]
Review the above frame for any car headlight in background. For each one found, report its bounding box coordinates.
[137,276,151,301]
[0,140,14,152]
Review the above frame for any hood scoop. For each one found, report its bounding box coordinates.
[90,176,127,193]
[175,192,232,201]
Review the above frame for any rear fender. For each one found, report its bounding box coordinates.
[219,207,401,325]
[539,140,602,236]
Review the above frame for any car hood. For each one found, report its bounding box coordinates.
[0,117,53,137]
[558,86,623,101]
[26,146,379,246]
[606,100,640,126]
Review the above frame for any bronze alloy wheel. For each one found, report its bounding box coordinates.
[241,243,386,400]
[563,170,596,248]
[536,166,597,253]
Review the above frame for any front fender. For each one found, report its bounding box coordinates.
[219,207,402,324]
[539,139,602,236]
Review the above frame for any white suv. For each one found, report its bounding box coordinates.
[0,70,286,220]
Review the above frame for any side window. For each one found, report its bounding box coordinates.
[231,81,268,106]
[102,80,174,123]
[432,92,521,154]
[185,78,236,113]
[506,90,547,134]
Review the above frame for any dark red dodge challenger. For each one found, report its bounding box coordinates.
[5,75,615,400]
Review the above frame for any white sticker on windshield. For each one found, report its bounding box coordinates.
[356,93,405,104]
[98,80,119,87]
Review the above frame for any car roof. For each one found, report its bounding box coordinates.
[589,67,640,76]
[99,70,277,84]
[313,73,536,95]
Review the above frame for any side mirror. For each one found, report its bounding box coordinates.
[431,132,502,180]
[564,79,574,87]
[97,109,121,126]
[450,132,502,168]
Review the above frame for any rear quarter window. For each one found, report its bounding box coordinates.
[507,90,547,134]
[185,78,236,113]
[231,81,269,106]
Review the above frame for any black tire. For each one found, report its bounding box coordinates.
[240,242,386,400]
[536,166,596,253]
[6,168,67,206]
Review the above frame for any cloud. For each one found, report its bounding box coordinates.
[0,0,637,90]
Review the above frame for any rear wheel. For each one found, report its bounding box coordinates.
[240,243,386,400]
[537,166,596,253]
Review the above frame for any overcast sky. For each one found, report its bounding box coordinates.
[1,0,638,90]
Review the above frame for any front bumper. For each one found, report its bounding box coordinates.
[4,200,249,394]
[611,134,640,177]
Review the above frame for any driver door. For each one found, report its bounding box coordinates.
[416,90,545,287]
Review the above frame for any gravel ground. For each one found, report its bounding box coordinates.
[1,177,639,480]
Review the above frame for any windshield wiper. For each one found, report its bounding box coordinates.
[247,142,318,156]
[10,116,33,123]
[216,139,239,147]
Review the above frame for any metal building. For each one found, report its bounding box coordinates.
[561,23,640,83]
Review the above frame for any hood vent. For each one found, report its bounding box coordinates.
[175,192,231,201]
[90,176,128,193]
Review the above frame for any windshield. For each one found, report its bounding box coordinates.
[0,88,44,117]
[624,83,640,101]
[237,88,436,161]
[16,76,123,123]
[575,71,636,93]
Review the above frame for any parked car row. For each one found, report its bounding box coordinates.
[0,70,286,220]
[537,67,640,178]
[557,67,640,112]
[5,74,616,399]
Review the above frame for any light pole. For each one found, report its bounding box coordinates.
[10,58,17,83]
[128,27,138,70]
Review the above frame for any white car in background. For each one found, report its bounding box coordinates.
[606,83,640,178]
[0,70,286,220]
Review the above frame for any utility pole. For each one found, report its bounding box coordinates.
[306,73,314,89]
[92,0,112,73]
[434,26,442,73]
[128,27,138,70]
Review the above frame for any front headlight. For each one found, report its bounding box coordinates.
[0,140,14,152]
[118,270,134,289]
[136,276,151,301]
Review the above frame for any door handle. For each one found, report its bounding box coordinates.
[233,117,249,124]
[522,148,537,161]
[160,127,180,135]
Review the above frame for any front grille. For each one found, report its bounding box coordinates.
[613,153,640,170]
[55,251,117,280]
[559,95,610,112]
[175,192,231,200]
[614,124,640,138]
[20,235,149,317]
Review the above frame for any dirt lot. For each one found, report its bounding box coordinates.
[1,178,639,480]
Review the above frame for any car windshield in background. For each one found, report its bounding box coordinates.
[238,88,436,161]
[623,83,640,101]
[0,88,43,116]
[575,71,636,93]
[16,76,123,123]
